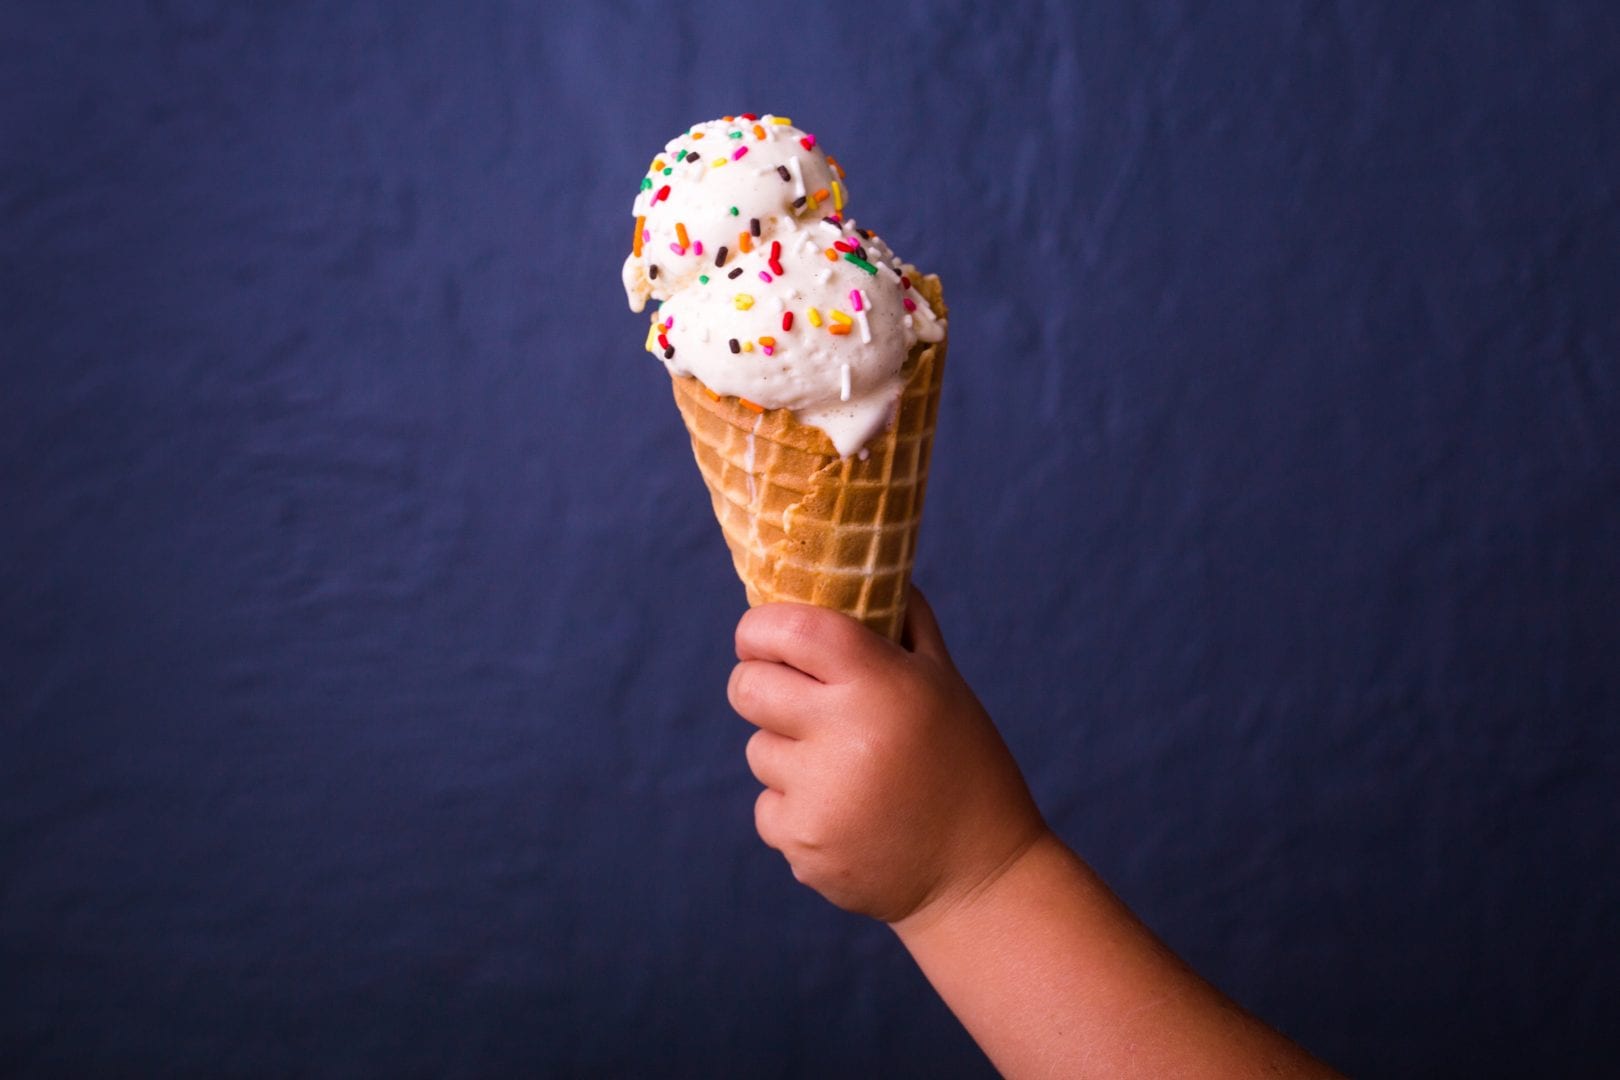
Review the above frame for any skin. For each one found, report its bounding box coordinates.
[729,589,1342,1079]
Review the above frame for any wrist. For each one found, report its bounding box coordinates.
[891,824,1065,939]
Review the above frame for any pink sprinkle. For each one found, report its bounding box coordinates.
[826,212,841,224]
[732,146,749,161]
[669,242,685,255]
[692,240,703,255]
[664,316,673,329]
[902,298,916,312]
[758,270,773,283]
[762,345,775,356]
[850,289,863,312]
[801,134,816,149]
[642,229,651,243]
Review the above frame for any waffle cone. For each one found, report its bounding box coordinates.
[669,276,946,641]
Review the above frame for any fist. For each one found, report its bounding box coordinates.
[728,588,1046,924]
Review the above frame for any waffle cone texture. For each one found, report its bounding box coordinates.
[670,275,946,641]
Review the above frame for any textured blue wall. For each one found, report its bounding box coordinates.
[4,3,1618,1076]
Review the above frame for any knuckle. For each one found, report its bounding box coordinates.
[727,663,761,714]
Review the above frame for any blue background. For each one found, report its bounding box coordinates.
[4,2,1618,1076]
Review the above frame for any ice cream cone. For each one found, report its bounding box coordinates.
[670,275,946,641]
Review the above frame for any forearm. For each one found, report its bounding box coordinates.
[891,831,1338,1079]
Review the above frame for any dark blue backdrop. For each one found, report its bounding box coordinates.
[4,3,1618,1076]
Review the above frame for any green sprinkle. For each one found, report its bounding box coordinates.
[843,253,879,275]
[729,130,743,139]
[640,178,652,191]
[662,167,672,175]
[676,149,687,161]
[729,206,739,216]
[699,274,709,284]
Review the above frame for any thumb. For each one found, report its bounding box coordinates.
[901,584,953,665]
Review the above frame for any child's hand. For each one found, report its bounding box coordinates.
[728,587,1048,923]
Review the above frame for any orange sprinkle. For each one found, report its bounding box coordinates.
[738,231,753,254]
[652,159,665,172]
[827,155,846,179]
[758,336,776,347]
[753,124,766,140]
[813,188,830,203]
[739,398,766,413]
[675,222,689,249]
[723,115,735,122]
[827,323,852,336]
[702,385,721,401]
[633,215,646,257]
[824,247,839,261]
[691,131,704,140]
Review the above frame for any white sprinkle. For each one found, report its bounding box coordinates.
[788,155,805,198]
[855,309,871,344]
[840,363,851,401]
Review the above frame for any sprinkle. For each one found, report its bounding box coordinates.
[676,149,687,161]
[652,159,665,171]
[833,240,855,253]
[855,309,871,343]
[654,184,671,203]
[826,155,845,179]
[649,264,659,279]
[782,312,794,331]
[728,267,744,279]
[787,156,805,197]
[758,270,773,283]
[662,167,672,175]
[711,158,727,168]
[800,134,817,150]
[830,310,854,326]
[828,322,852,336]
[703,385,720,401]
[734,293,754,310]
[758,336,776,346]
[658,333,670,350]
[738,231,752,254]
[850,289,864,312]
[902,297,917,312]
[761,345,775,356]
[769,258,784,276]
[639,177,652,191]
[729,206,740,216]
[729,130,744,139]
[739,398,766,413]
[812,188,829,203]
[644,323,659,352]
[772,116,792,125]
[632,216,645,256]
[750,218,761,237]
[824,248,838,261]
[675,222,690,248]
[699,274,709,284]
[900,275,911,290]
[805,193,819,211]
[729,338,740,354]
[792,196,807,209]
[768,241,783,276]
[741,113,758,121]
[669,242,685,255]
[741,341,754,352]
[753,124,766,140]
[732,145,749,161]
[692,132,706,141]
[692,240,703,255]
[664,346,675,359]
[831,181,845,210]
[686,151,700,162]
[777,165,791,182]
[807,307,823,327]
[715,245,729,267]
[839,364,851,401]
[843,253,878,274]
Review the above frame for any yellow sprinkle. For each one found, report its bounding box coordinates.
[644,322,660,353]
[734,294,755,310]
[805,193,819,211]
[741,340,755,352]
[807,307,822,327]
[652,158,665,172]
[831,181,844,211]
[771,116,792,125]
[830,310,853,326]
[712,157,727,168]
